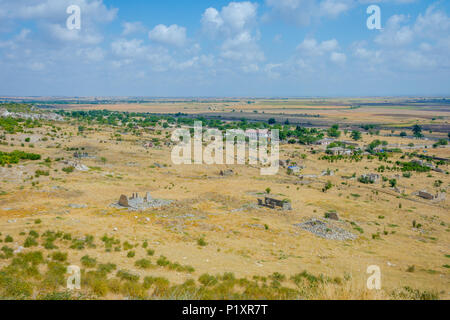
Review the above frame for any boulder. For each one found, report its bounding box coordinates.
[118,195,129,207]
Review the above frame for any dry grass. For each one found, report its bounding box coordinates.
[0,102,448,300]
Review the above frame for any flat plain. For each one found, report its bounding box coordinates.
[0,97,448,300]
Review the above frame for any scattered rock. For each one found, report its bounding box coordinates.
[14,246,24,254]
[220,169,234,176]
[112,192,172,211]
[294,219,356,241]
[68,204,87,209]
[325,211,339,221]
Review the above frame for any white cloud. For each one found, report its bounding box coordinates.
[265,0,353,25]
[375,15,414,46]
[201,2,264,66]
[148,24,187,47]
[0,0,117,45]
[29,61,45,71]
[77,47,104,62]
[2,0,117,23]
[122,22,146,36]
[221,31,264,62]
[354,3,450,72]
[202,2,258,36]
[201,8,224,36]
[45,23,103,44]
[320,0,351,17]
[297,38,339,56]
[330,51,346,64]
[111,39,146,58]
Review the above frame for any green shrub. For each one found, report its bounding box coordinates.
[24,236,38,248]
[43,262,67,289]
[135,259,153,269]
[62,166,74,174]
[51,251,67,262]
[123,241,134,251]
[0,246,14,259]
[81,255,97,268]
[198,274,218,286]
[97,263,117,275]
[156,255,170,267]
[29,230,39,238]
[0,272,33,298]
[116,270,139,282]
[197,237,207,246]
[143,276,170,291]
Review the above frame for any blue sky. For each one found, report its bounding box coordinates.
[0,0,449,97]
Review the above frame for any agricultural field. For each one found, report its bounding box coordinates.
[0,100,449,300]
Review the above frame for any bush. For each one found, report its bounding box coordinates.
[135,259,153,269]
[97,263,117,275]
[24,236,38,248]
[51,252,67,262]
[116,270,139,282]
[43,262,67,289]
[197,237,208,246]
[0,246,14,259]
[198,274,218,286]
[322,181,333,192]
[143,276,170,290]
[62,166,75,174]
[156,255,170,267]
[81,255,97,268]
[0,273,33,298]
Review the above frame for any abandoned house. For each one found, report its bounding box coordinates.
[73,152,92,159]
[359,173,380,183]
[417,190,446,201]
[287,165,301,175]
[118,192,153,208]
[220,169,234,177]
[315,138,335,146]
[327,147,353,156]
[113,192,172,211]
[258,196,292,211]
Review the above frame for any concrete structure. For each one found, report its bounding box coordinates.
[315,138,335,146]
[287,166,300,174]
[327,147,353,156]
[117,192,155,209]
[417,190,446,201]
[359,173,380,184]
[220,169,234,177]
[258,197,292,211]
[73,152,91,159]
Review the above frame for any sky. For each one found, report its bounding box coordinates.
[0,0,449,97]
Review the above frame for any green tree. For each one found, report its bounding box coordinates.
[350,130,362,141]
[412,125,423,138]
[389,179,397,188]
[327,124,341,138]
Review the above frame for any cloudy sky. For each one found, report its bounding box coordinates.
[0,0,449,97]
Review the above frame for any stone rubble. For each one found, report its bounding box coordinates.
[294,218,357,241]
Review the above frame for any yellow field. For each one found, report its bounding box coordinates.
[0,102,449,300]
